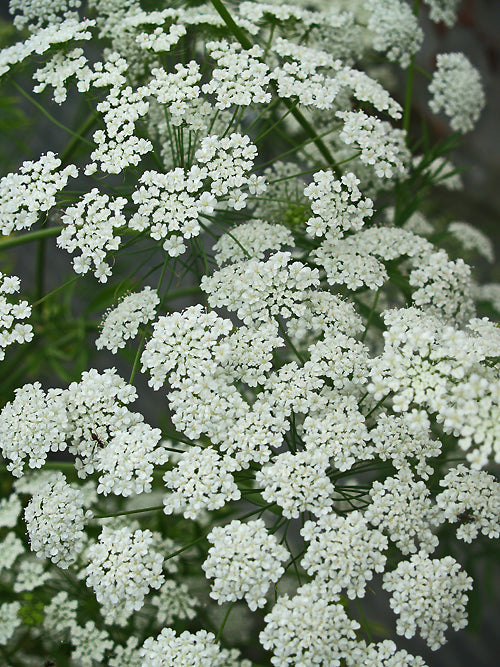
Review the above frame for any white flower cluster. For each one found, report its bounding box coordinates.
[448,221,495,263]
[147,61,201,125]
[369,308,500,467]
[163,446,240,520]
[409,249,474,323]
[141,305,233,390]
[337,110,410,179]
[70,621,113,667]
[436,464,500,542]
[24,472,90,567]
[0,533,24,573]
[0,272,32,361]
[203,41,271,109]
[425,0,462,26]
[151,579,197,625]
[0,152,77,235]
[0,602,22,646]
[352,639,428,666]
[85,84,151,175]
[256,450,334,519]
[303,394,371,471]
[0,493,22,528]
[213,219,293,265]
[9,0,82,31]
[58,188,127,282]
[301,511,388,599]
[129,167,216,257]
[203,519,288,610]
[366,469,441,555]
[287,290,363,342]
[85,526,164,625]
[96,286,160,353]
[13,558,50,592]
[202,251,320,324]
[369,411,441,478]
[366,0,423,68]
[33,48,88,103]
[383,553,473,649]
[43,591,78,635]
[0,382,67,476]
[304,170,373,238]
[140,628,250,667]
[0,18,94,78]
[260,582,361,666]
[429,52,485,133]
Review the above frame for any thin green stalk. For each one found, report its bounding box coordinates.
[94,505,164,520]
[402,0,420,139]
[360,288,380,342]
[215,602,235,642]
[12,81,93,147]
[0,225,63,251]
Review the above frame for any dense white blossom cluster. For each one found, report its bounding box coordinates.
[25,471,90,567]
[0,272,32,361]
[13,558,50,592]
[0,152,77,235]
[0,493,22,528]
[429,52,485,133]
[85,526,164,624]
[304,170,373,238]
[96,286,160,353]
[33,48,88,103]
[425,0,462,26]
[213,219,293,265]
[366,469,441,554]
[151,579,198,625]
[203,519,288,610]
[140,628,250,666]
[260,582,361,666]
[163,446,240,519]
[448,221,495,262]
[58,189,127,282]
[43,591,78,634]
[70,621,113,666]
[0,602,22,646]
[436,464,500,542]
[383,553,473,649]
[366,0,423,68]
[256,449,334,518]
[9,0,82,30]
[369,308,500,467]
[301,511,388,599]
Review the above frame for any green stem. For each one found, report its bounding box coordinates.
[93,505,164,520]
[208,0,338,170]
[403,0,420,140]
[12,81,94,148]
[215,602,235,642]
[0,225,63,250]
[360,288,380,343]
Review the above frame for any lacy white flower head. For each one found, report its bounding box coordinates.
[0,272,33,361]
[260,582,361,667]
[447,221,495,263]
[140,628,251,667]
[436,464,500,542]
[256,449,334,519]
[69,621,113,667]
[0,533,24,575]
[365,468,441,555]
[0,382,68,476]
[0,152,77,236]
[303,170,373,239]
[151,579,198,626]
[424,0,462,27]
[57,188,127,282]
[429,52,485,133]
[0,602,22,647]
[163,446,240,520]
[202,518,288,611]
[13,558,51,593]
[213,219,292,266]
[0,493,22,528]
[9,0,82,31]
[24,471,91,568]
[349,639,428,666]
[201,251,320,325]
[365,0,423,68]
[42,591,78,636]
[301,510,388,599]
[382,552,473,649]
[84,525,164,625]
[96,286,160,353]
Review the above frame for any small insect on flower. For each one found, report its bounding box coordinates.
[457,511,475,524]
[90,431,106,448]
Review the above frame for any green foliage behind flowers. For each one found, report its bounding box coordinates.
[0,1,498,665]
